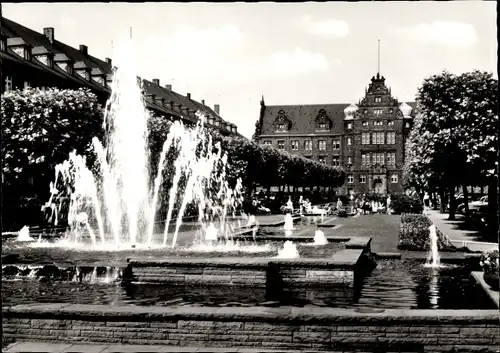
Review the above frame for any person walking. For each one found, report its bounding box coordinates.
[386,195,392,215]
[423,192,430,212]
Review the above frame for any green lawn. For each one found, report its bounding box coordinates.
[327,214,402,253]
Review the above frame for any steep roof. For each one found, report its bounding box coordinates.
[1,16,242,136]
[260,103,350,135]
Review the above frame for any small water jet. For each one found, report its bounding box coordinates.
[276,241,300,259]
[313,230,328,245]
[16,226,33,242]
[424,225,443,268]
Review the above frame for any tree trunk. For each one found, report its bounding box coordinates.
[439,188,445,214]
[462,184,469,216]
[448,186,456,220]
[487,177,498,240]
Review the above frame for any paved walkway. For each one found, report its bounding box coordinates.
[425,210,497,252]
[4,342,326,353]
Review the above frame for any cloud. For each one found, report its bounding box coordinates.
[265,48,333,76]
[392,21,478,48]
[301,16,349,37]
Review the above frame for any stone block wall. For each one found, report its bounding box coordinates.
[3,304,499,352]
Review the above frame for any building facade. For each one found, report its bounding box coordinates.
[253,73,417,195]
[1,17,241,137]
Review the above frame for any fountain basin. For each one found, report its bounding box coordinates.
[125,249,365,288]
[2,304,498,352]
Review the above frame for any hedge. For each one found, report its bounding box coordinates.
[398,213,455,251]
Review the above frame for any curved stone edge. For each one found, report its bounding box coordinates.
[2,304,499,324]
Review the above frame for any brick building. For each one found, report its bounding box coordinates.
[0,16,241,137]
[253,73,417,195]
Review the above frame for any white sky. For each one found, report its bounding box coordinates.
[3,2,497,138]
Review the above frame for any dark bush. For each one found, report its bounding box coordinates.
[337,209,348,218]
[390,194,423,214]
[398,213,454,251]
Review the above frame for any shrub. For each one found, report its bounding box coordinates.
[390,194,423,214]
[337,209,348,218]
[480,250,499,274]
[398,213,454,251]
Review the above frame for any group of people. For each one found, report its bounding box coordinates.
[338,194,392,215]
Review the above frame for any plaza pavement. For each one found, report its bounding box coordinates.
[4,342,329,353]
[425,209,498,252]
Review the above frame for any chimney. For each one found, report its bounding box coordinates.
[187,93,191,100]
[43,27,54,44]
[214,104,220,115]
[165,84,172,91]
[201,99,205,106]
[152,78,160,86]
[79,45,88,55]
[105,58,112,66]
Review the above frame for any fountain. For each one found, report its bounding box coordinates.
[276,240,300,259]
[39,34,245,250]
[425,225,443,268]
[283,213,295,237]
[313,230,328,245]
[16,226,33,242]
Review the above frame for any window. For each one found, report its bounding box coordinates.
[387,132,396,144]
[263,140,272,146]
[374,109,383,116]
[291,140,299,150]
[304,140,312,151]
[318,156,326,164]
[372,132,384,144]
[332,156,340,166]
[347,156,352,165]
[372,152,384,165]
[347,122,353,129]
[277,140,285,150]
[389,108,393,114]
[332,139,340,150]
[76,70,90,81]
[360,175,366,183]
[347,175,354,184]
[364,109,368,114]
[346,137,352,146]
[405,122,411,128]
[361,133,370,145]
[277,123,286,130]
[391,174,398,183]
[318,123,327,130]
[375,97,381,103]
[362,121,368,127]
[0,39,5,52]
[4,76,12,92]
[361,153,369,166]
[387,152,396,166]
[318,140,326,151]
[23,81,30,90]
[388,121,395,126]
[374,121,383,126]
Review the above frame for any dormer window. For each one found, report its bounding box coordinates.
[32,46,54,68]
[91,68,106,86]
[318,123,327,130]
[1,36,6,52]
[274,110,291,132]
[375,97,381,103]
[7,38,31,61]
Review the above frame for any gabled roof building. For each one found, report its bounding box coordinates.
[254,73,418,195]
[1,17,241,137]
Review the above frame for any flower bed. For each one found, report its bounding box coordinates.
[480,250,499,290]
[398,214,455,251]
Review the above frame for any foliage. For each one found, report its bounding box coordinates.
[1,88,104,229]
[403,70,498,192]
[480,250,499,274]
[398,214,454,250]
[390,194,423,215]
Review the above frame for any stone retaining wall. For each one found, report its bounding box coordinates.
[125,250,364,289]
[3,304,499,352]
